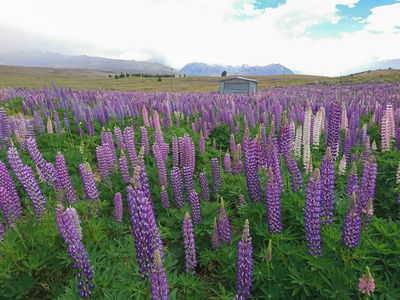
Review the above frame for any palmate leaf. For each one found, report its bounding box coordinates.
[258,281,287,299]
[173,271,205,298]
[0,273,38,299]
[209,282,236,300]
[320,270,354,300]
[284,266,317,299]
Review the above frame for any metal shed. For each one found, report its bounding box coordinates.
[219,77,258,95]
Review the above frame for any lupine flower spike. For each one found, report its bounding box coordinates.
[341,192,361,249]
[236,219,253,298]
[358,266,375,296]
[183,213,197,274]
[150,249,170,300]
[217,198,232,245]
[114,192,123,222]
[211,217,219,249]
[305,169,322,259]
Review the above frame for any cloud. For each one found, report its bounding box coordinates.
[0,0,398,76]
[363,3,400,33]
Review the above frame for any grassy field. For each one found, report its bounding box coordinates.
[1,65,399,92]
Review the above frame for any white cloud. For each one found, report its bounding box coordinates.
[0,0,398,76]
[363,3,400,33]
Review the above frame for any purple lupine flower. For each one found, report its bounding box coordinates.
[233,144,242,175]
[170,167,185,209]
[266,135,284,194]
[0,161,22,219]
[211,217,219,249]
[343,129,352,166]
[183,212,197,274]
[224,153,231,175]
[243,134,262,203]
[199,172,210,202]
[140,126,150,155]
[55,204,94,298]
[114,126,126,151]
[127,166,165,277]
[33,111,44,136]
[235,121,240,134]
[358,156,377,230]
[0,219,5,241]
[63,112,70,132]
[119,150,131,184]
[26,137,56,185]
[243,116,249,133]
[279,112,291,159]
[124,126,138,169]
[189,190,201,225]
[65,207,83,240]
[0,186,15,227]
[7,147,46,217]
[153,143,168,189]
[126,184,154,279]
[150,249,170,300]
[217,198,232,245]
[341,192,361,249]
[230,134,236,154]
[352,150,359,164]
[265,167,283,234]
[182,134,196,173]
[79,162,99,216]
[55,152,77,206]
[172,134,179,167]
[326,100,342,157]
[53,110,62,135]
[102,129,117,167]
[199,131,205,154]
[211,158,222,196]
[236,219,253,298]
[183,166,194,199]
[114,192,123,222]
[346,162,359,198]
[175,116,179,128]
[305,169,322,259]
[160,186,170,209]
[96,145,111,186]
[279,114,302,192]
[320,147,335,226]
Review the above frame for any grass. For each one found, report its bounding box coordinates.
[1,65,400,92]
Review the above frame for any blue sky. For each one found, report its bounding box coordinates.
[1,0,399,76]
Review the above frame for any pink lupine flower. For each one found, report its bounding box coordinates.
[358,266,375,296]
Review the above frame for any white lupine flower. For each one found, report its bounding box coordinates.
[303,107,312,146]
[303,139,311,171]
[338,155,347,175]
[293,125,303,157]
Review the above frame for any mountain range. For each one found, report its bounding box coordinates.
[179,62,294,76]
[0,51,179,74]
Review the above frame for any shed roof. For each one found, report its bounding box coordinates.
[219,76,258,83]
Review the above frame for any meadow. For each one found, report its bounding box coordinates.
[1,65,400,93]
[0,79,399,299]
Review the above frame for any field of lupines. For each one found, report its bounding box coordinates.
[0,82,399,299]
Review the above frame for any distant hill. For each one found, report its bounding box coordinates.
[180,62,294,76]
[0,51,179,74]
[343,59,400,75]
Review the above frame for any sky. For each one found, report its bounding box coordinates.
[1,0,400,76]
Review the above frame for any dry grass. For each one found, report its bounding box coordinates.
[1,65,399,93]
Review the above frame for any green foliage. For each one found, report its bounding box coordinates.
[0,94,399,299]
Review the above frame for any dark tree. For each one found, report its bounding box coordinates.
[221,71,227,77]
